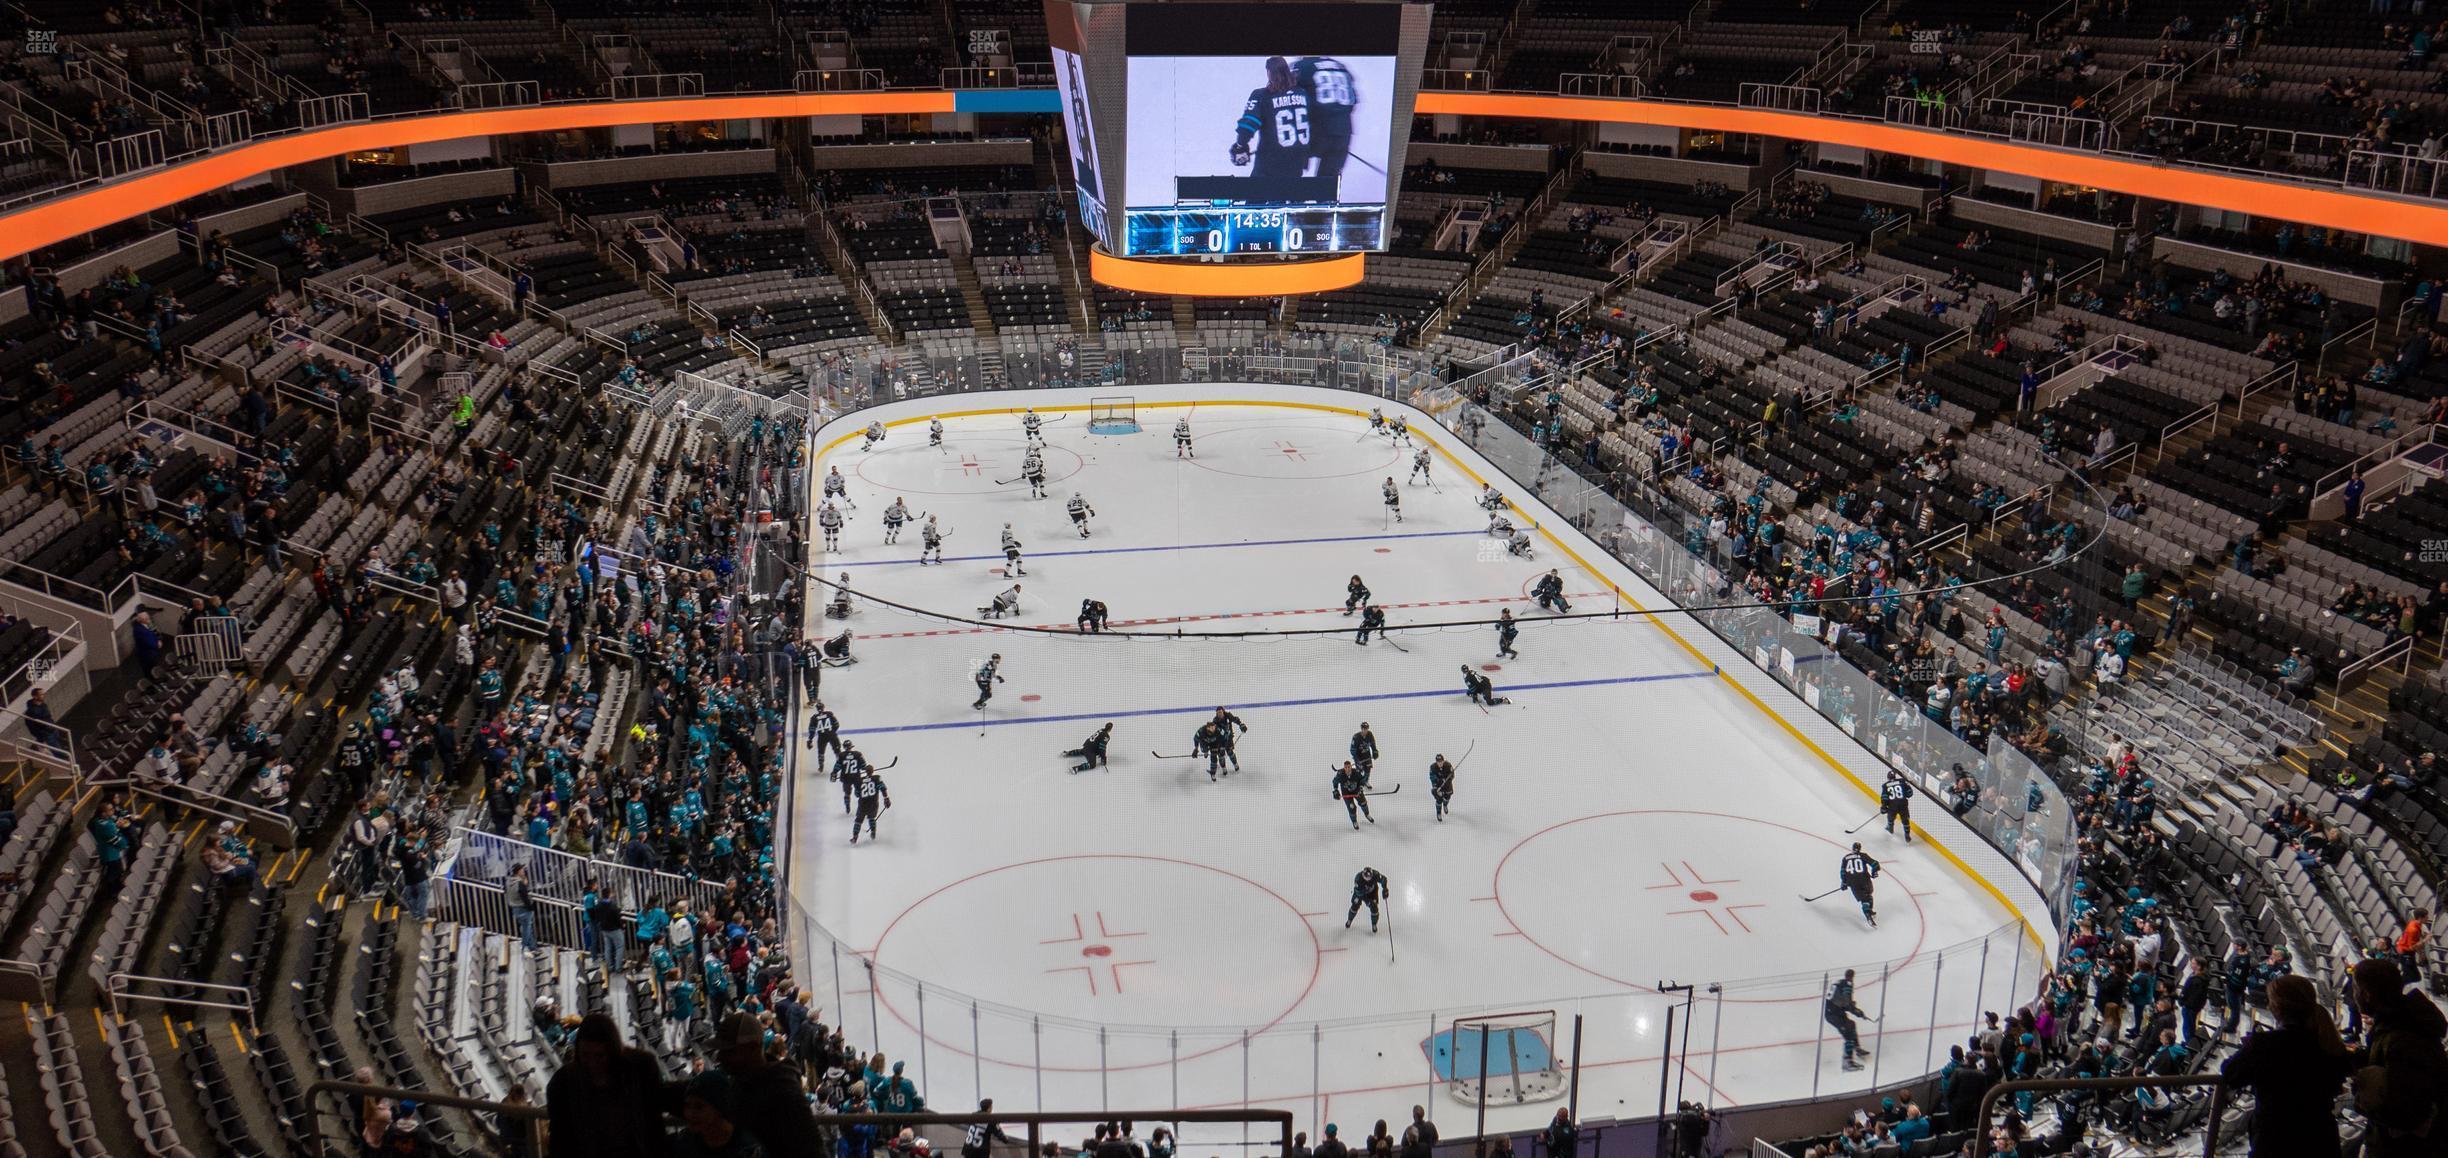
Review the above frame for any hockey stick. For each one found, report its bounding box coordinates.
[994,476,1023,486]
[1150,750,1199,759]
[1452,739,1477,771]
[1381,634,1410,653]
[1385,891,1397,963]
[1844,811,1885,835]
[1799,886,1847,902]
[869,757,900,772]
[1364,784,1402,796]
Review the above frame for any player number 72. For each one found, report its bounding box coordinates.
[1273,106,1311,148]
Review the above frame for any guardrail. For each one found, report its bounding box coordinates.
[1972,1074,2225,1152]
[2233,359,2295,418]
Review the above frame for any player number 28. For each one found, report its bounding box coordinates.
[1273,106,1311,147]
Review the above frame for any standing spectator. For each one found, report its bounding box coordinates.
[2220,974,2350,1156]
[2178,957,2212,1045]
[714,1012,821,1158]
[130,610,165,678]
[2352,957,2448,1156]
[1398,1106,1436,1158]
[1541,1107,1577,1158]
[90,799,131,888]
[2397,909,2431,984]
[505,862,538,954]
[545,1014,675,1158]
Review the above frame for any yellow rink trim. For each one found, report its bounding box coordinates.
[811,396,2048,951]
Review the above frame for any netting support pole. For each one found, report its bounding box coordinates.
[1171,1031,1180,1115]
[1473,1022,1491,1145]
[1706,986,1724,1105]
[1654,1003,1676,1158]
[1424,1014,1436,1125]
[917,983,930,1103]
[1100,1026,1109,1112]
[972,1001,982,1104]
[1311,1024,1322,1142]
[1810,972,1828,1100]
[1566,1013,1583,1120]
[1924,955,1945,1076]
[1033,1016,1043,1112]
[1870,963,1891,1089]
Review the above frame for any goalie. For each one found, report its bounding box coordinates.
[820,630,857,667]
[825,573,855,619]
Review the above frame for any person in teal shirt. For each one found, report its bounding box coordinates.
[90,800,130,888]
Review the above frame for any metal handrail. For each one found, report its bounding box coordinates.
[1973,1074,2225,1152]
[307,1080,546,1158]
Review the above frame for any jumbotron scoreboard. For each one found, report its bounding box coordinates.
[1047,0,1432,263]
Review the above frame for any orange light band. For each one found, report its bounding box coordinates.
[1417,92,2448,246]
[1088,248,1365,295]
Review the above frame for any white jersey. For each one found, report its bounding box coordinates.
[929,419,943,439]
[1369,408,1385,429]
[818,505,843,530]
[883,499,908,524]
[1001,529,1021,552]
[824,472,846,497]
[1413,449,1430,470]
[1023,413,1043,432]
[1382,480,1399,504]
[864,422,884,441]
[1067,496,1093,520]
[1174,420,1191,440]
[1390,415,1408,436]
[922,523,944,547]
[1024,449,1045,470]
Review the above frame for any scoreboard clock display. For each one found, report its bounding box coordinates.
[1122,204,1387,256]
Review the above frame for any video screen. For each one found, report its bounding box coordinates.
[1046,4,1112,246]
[1121,4,1402,257]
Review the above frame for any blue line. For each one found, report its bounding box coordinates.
[838,670,1720,736]
[832,528,1484,568]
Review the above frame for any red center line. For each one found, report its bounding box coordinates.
[858,591,1610,640]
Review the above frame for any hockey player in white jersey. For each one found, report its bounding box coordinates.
[1381,477,1402,523]
[1478,483,1507,512]
[1022,408,1045,447]
[928,417,945,447]
[1023,448,1048,499]
[862,421,886,450]
[818,501,845,551]
[823,465,850,507]
[1408,447,1432,485]
[881,497,910,544]
[1507,526,1534,558]
[919,516,947,565]
[1000,525,1026,576]
[1388,414,1410,444]
[1174,417,1195,457]
[1367,406,1386,433]
[1066,492,1098,538]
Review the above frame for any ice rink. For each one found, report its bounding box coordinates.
[787,385,2050,1139]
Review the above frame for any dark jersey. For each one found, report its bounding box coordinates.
[1235,84,1312,178]
[1881,780,1912,809]
[1352,868,1387,902]
[1841,851,1880,881]
[1293,57,1356,141]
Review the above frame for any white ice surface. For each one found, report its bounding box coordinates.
[789,387,2048,1141]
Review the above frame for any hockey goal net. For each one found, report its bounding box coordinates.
[1439,1010,1567,1106]
[1087,395,1139,433]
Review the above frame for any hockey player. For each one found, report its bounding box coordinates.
[1346,866,1390,931]
[1840,842,1882,927]
[1495,608,1521,659]
[1349,722,1380,783]
[1194,719,1230,781]
[1488,512,1515,538]
[1387,414,1410,444]
[1368,407,1386,433]
[820,629,856,666]
[1077,598,1109,633]
[1879,770,1915,843]
[823,465,852,508]
[849,764,891,845]
[1000,525,1026,576]
[1355,603,1386,645]
[825,573,854,619]
[928,417,945,447]
[1382,477,1402,523]
[1409,447,1432,485]
[919,517,946,565]
[1462,664,1511,707]
[1825,969,1871,1070]
[1208,707,1248,772]
[973,653,1005,710]
[832,741,870,814]
[806,700,841,763]
[1021,408,1046,447]
[1507,526,1534,559]
[818,501,845,551]
[1531,569,1572,614]
[1174,417,1195,457]
[1477,484,1507,513]
[1330,761,1375,828]
[1066,492,1097,538]
[982,585,1022,620]
[1344,575,1371,616]
[862,421,886,451]
[1428,754,1455,820]
[1023,449,1049,499]
[1064,723,1113,773]
[882,497,910,544]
